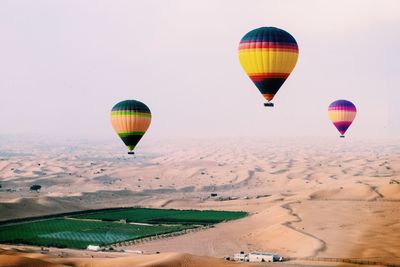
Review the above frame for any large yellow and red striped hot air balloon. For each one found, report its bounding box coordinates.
[328,100,357,138]
[110,100,151,154]
[238,27,299,107]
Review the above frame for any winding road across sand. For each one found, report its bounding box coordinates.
[281,201,327,257]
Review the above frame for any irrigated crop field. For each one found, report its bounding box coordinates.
[0,208,247,249]
[71,208,247,225]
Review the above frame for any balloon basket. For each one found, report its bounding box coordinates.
[128,151,135,155]
[264,102,274,107]
[340,135,345,138]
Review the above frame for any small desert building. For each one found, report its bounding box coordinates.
[87,245,101,251]
[124,249,144,254]
[248,252,280,262]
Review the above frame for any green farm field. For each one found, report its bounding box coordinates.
[71,208,248,225]
[0,208,247,249]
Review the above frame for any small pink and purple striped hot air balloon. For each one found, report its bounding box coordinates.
[328,100,357,138]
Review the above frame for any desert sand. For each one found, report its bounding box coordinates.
[0,248,256,267]
[0,136,399,266]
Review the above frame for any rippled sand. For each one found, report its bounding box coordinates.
[0,137,399,266]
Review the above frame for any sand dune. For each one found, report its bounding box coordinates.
[0,255,64,267]
[0,137,399,266]
[68,253,253,267]
[0,249,253,267]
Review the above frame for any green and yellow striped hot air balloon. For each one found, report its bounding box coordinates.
[110,100,151,154]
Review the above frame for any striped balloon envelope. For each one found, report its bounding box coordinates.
[328,100,357,138]
[110,100,151,154]
[238,27,299,107]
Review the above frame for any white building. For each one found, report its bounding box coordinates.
[248,252,281,262]
[87,245,101,251]
[124,249,144,254]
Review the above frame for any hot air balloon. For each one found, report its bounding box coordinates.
[328,100,357,138]
[110,100,151,154]
[238,27,299,107]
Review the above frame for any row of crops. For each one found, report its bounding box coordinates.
[71,208,248,225]
[0,208,247,249]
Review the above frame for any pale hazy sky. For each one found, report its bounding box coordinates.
[0,0,399,140]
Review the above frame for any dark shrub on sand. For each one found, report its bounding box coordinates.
[30,184,42,191]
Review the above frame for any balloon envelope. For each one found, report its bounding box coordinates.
[328,100,357,137]
[238,27,299,104]
[110,100,151,152]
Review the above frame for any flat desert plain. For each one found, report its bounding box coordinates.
[0,136,399,267]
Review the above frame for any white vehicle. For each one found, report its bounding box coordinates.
[233,251,247,262]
